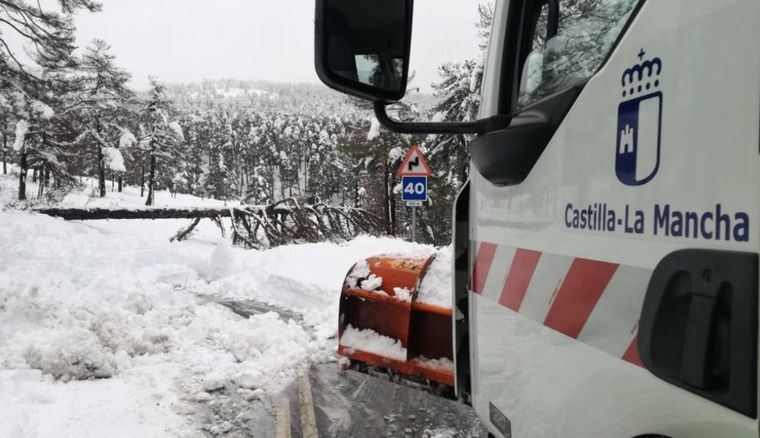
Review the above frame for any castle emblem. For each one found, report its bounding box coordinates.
[616,50,663,186]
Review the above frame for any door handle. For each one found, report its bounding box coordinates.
[638,249,758,417]
[679,293,718,388]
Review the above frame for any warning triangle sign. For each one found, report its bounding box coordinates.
[397,145,432,177]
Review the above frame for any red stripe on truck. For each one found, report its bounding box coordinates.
[543,258,619,339]
[471,242,498,294]
[622,335,644,367]
[499,249,542,311]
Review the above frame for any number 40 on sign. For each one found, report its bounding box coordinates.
[402,176,427,204]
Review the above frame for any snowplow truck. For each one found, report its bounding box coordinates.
[315,0,760,437]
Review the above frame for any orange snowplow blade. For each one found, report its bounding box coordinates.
[338,254,454,387]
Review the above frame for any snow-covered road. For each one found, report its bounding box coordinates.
[0,176,451,437]
[0,172,487,437]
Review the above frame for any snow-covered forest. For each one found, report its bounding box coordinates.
[1,1,492,245]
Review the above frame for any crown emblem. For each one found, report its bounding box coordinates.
[621,50,662,99]
[615,48,664,187]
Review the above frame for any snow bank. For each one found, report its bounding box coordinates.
[22,328,120,382]
[340,325,407,361]
[417,245,453,308]
[0,174,434,436]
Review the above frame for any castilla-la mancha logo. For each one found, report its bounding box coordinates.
[616,49,663,186]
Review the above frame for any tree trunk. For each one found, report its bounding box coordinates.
[18,150,27,201]
[97,146,106,197]
[146,153,156,206]
[140,161,145,197]
[389,172,397,236]
[32,168,38,183]
[37,167,45,198]
[2,131,7,175]
[383,161,393,235]
[118,176,123,192]
[37,207,234,221]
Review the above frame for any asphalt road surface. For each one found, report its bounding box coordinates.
[276,363,487,438]
[205,298,486,438]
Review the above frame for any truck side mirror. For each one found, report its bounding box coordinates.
[315,0,414,103]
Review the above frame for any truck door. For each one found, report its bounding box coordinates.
[468,0,760,437]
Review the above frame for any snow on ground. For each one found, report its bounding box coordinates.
[58,179,239,210]
[0,170,437,437]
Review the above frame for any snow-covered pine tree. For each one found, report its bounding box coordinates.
[422,1,493,244]
[72,39,135,197]
[0,94,13,175]
[0,0,101,90]
[1,0,101,200]
[139,78,184,206]
[348,97,424,236]
[178,111,208,197]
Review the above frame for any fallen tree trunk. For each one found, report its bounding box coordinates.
[36,200,383,249]
[36,208,233,221]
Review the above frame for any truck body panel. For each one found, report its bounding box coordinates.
[469,0,760,436]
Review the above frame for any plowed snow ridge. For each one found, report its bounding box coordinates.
[0,173,435,437]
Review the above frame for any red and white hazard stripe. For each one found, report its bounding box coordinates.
[470,241,649,367]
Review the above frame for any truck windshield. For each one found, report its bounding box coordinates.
[518,0,639,108]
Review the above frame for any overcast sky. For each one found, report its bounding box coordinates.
[72,0,483,92]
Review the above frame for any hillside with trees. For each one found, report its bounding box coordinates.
[1,0,491,246]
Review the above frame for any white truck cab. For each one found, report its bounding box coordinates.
[314,0,760,436]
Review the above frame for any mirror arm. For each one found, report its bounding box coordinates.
[374,102,511,135]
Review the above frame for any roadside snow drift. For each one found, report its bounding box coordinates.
[0,178,436,437]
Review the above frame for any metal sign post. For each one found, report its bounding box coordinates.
[411,206,417,242]
[398,145,432,243]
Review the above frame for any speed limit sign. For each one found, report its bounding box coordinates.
[401,176,427,203]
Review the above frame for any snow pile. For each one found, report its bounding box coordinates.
[22,328,120,382]
[0,170,439,435]
[0,172,436,436]
[340,325,407,362]
[102,147,126,172]
[418,245,453,308]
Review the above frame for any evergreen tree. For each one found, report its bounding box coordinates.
[139,78,184,206]
[72,39,135,197]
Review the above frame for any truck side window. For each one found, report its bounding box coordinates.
[518,0,639,109]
